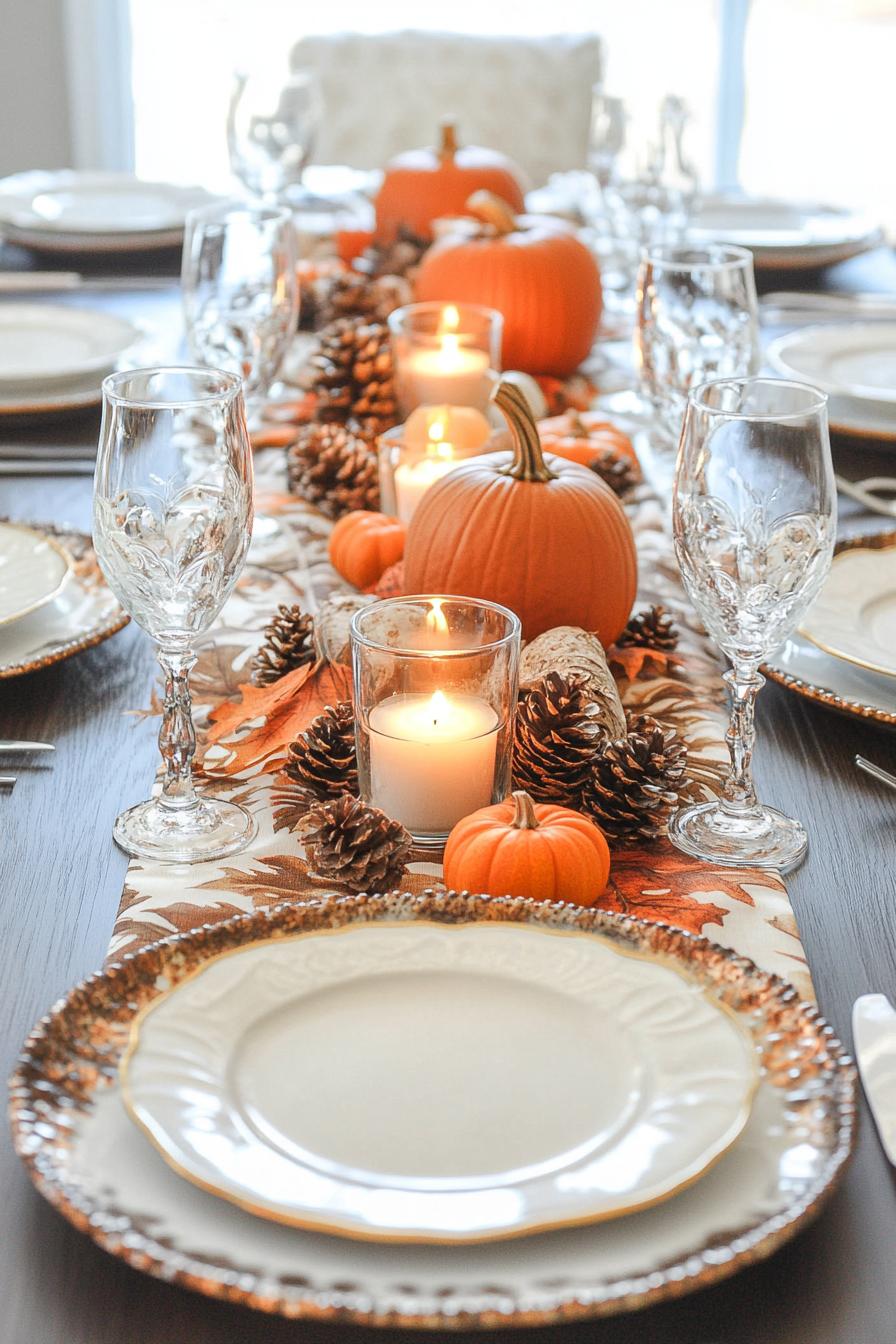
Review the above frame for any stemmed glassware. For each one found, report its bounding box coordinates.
[227,68,321,203]
[181,201,299,423]
[670,377,836,871]
[93,367,256,865]
[636,243,760,444]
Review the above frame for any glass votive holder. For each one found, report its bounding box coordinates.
[378,403,494,525]
[388,301,503,416]
[350,595,521,848]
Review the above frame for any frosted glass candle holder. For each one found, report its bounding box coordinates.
[350,596,521,848]
[377,403,493,525]
[388,302,502,416]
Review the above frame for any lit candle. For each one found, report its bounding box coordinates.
[400,305,492,410]
[368,689,499,835]
[393,411,459,525]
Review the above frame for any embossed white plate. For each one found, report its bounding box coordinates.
[122,921,757,1243]
[0,305,141,390]
[768,324,896,442]
[0,520,71,625]
[799,546,896,678]
[690,195,882,270]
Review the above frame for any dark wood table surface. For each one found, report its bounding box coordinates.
[2,240,896,1344]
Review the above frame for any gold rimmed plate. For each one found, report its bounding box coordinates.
[9,893,856,1328]
[799,543,896,679]
[120,920,758,1244]
[0,520,72,625]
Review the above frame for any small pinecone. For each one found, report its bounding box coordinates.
[282,701,357,803]
[316,270,410,328]
[299,794,413,892]
[251,604,316,686]
[287,421,380,518]
[358,225,430,279]
[309,317,399,439]
[591,448,640,498]
[514,672,605,807]
[617,604,680,652]
[584,713,688,842]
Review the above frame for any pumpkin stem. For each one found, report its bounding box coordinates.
[466,190,518,236]
[438,118,459,160]
[512,790,540,831]
[493,381,558,483]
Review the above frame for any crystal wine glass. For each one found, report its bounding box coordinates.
[670,377,836,871]
[227,68,321,202]
[636,244,760,444]
[93,366,256,864]
[181,201,299,422]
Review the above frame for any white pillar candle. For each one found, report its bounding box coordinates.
[368,690,499,835]
[393,407,491,525]
[394,453,458,525]
[402,337,492,410]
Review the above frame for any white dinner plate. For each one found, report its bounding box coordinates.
[122,920,757,1243]
[0,520,71,625]
[690,194,882,271]
[799,545,896,678]
[0,304,141,390]
[0,171,216,253]
[769,323,896,442]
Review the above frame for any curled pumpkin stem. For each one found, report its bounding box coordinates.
[493,381,558,484]
[512,790,540,830]
[466,190,518,236]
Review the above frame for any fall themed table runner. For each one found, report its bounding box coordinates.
[107,450,814,1003]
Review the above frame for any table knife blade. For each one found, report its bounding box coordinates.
[853,993,896,1165]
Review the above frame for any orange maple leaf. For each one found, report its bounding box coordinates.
[202,660,353,776]
[608,645,685,681]
[598,840,761,937]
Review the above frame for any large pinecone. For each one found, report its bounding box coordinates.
[584,713,688,842]
[287,421,380,518]
[591,449,640,498]
[298,794,413,892]
[617,604,680,652]
[315,270,411,329]
[310,317,399,439]
[282,701,357,804]
[251,604,315,686]
[514,672,606,807]
[357,225,430,279]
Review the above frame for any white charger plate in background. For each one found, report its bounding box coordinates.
[799,546,896,678]
[0,304,141,391]
[768,323,896,442]
[690,195,882,270]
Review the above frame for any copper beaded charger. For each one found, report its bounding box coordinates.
[9,892,856,1330]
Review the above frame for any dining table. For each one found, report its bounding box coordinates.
[2,232,896,1344]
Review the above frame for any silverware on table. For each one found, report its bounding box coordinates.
[761,291,896,323]
[0,272,176,294]
[0,459,95,476]
[0,445,95,461]
[853,993,896,1166]
[0,742,54,753]
[855,755,896,791]
[0,776,15,788]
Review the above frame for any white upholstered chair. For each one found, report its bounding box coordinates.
[290,31,603,188]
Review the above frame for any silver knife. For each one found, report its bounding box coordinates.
[0,741,54,752]
[0,272,176,293]
[853,993,896,1165]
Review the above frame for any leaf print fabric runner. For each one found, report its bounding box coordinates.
[107,452,814,1002]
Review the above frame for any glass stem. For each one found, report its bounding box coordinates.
[720,664,765,817]
[157,648,199,812]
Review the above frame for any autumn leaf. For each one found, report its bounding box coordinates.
[197,852,332,901]
[608,645,686,682]
[605,841,763,926]
[202,660,353,776]
[191,642,254,707]
[598,882,728,937]
[152,899,249,933]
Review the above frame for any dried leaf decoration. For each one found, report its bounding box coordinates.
[608,644,685,682]
[203,659,353,776]
[599,841,759,937]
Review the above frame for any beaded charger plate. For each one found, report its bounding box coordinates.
[10,893,856,1329]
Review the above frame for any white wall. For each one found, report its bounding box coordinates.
[0,0,74,174]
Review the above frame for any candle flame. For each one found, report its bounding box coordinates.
[429,688,450,725]
[426,414,455,461]
[441,304,460,333]
[426,599,450,635]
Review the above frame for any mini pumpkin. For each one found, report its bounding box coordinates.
[415,192,602,377]
[444,790,610,906]
[537,411,641,475]
[375,121,526,242]
[328,511,405,590]
[404,380,637,643]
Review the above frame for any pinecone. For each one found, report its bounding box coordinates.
[299,794,413,892]
[591,448,640,498]
[281,701,357,804]
[584,713,688,842]
[358,225,430,279]
[617,604,680,652]
[513,672,605,806]
[251,604,316,686]
[287,421,380,518]
[309,317,399,439]
[315,270,411,329]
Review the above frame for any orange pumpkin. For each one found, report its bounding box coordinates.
[329,511,405,590]
[444,790,610,907]
[375,121,525,242]
[537,412,641,477]
[415,192,602,377]
[404,381,637,643]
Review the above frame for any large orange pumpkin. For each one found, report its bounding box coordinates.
[443,790,610,907]
[537,412,641,476]
[404,381,637,643]
[329,511,405,590]
[375,121,525,242]
[415,193,602,377]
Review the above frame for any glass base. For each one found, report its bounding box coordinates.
[668,799,808,872]
[113,796,257,865]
